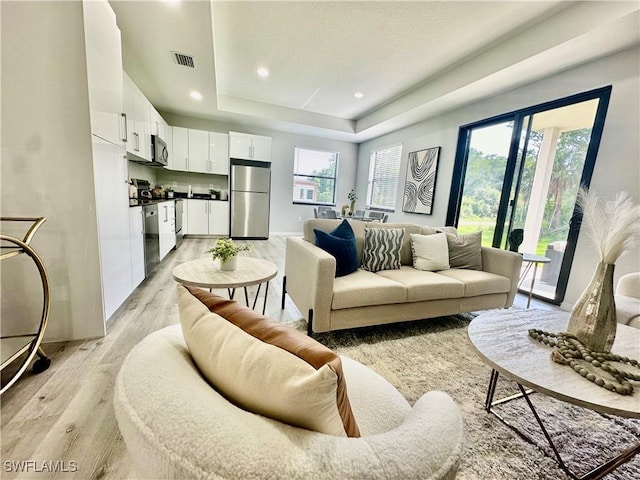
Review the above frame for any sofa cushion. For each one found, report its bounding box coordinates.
[438,269,511,297]
[366,223,424,265]
[377,267,465,302]
[332,269,407,309]
[361,227,404,272]
[178,284,360,437]
[410,232,450,271]
[314,219,359,277]
[446,231,483,270]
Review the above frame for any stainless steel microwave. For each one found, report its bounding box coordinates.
[151,135,168,167]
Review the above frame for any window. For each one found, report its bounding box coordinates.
[366,144,402,211]
[292,147,339,205]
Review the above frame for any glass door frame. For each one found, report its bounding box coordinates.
[446,86,612,304]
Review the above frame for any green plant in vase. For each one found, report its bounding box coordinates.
[347,189,357,216]
[207,238,250,271]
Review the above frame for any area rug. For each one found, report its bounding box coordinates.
[288,312,640,480]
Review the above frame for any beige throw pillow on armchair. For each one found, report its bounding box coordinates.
[177,284,360,438]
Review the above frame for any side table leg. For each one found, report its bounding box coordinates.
[527,263,539,308]
[263,281,269,315]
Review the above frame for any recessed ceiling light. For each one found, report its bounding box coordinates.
[354,91,364,99]
[190,91,203,101]
[257,68,269,78]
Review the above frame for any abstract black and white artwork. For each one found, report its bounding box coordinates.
[402,147,440,215]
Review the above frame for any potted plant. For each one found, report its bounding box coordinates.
[210,189,221,200]
[207,238,250,271]
[165,187,174,199]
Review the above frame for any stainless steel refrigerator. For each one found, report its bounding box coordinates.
[230,159,271,239]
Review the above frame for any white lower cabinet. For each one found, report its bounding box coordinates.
[186,199,229,236]
[208,201,229,236]
[158,201,176,260]
[129,206,145,287]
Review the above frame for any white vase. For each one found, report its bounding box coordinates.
[220,256,237,271]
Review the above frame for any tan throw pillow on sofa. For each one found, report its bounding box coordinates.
[410,232,450,271]
[446,231,483,270]
[177,284,360,438]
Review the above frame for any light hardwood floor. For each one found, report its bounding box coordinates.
[1,235,556,479]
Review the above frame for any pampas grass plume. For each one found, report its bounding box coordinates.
[576,187,640,264]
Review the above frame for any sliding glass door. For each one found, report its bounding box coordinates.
[448,87,611,304]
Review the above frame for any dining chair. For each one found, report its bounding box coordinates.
[324,209,338,219]
[367,211,384,221]
[313,208,319,219]
[354,210,365,220]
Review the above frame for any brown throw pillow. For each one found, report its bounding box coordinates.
[177,284,360,437]
[445,231,483,270]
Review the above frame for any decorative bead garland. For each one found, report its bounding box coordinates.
[528,329,640,396]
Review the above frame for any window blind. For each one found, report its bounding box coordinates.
[292,147,339,205]
[366,144,402,210]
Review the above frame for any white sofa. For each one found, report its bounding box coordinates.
[283,219,523,334]
[114,324,464,480]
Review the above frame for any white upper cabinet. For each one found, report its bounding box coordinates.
[149,106,168,140]
[209,132,229,175]
[165,125,173,167]
[122,72,150,161]
[229,132,271,162]
[83,0,123,146]
[188,128,209,174]
[171,126,189,172]
[166,128,229,175]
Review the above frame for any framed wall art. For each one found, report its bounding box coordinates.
[402,146,441,215]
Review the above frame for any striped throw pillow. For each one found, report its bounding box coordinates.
[361,227,404,272]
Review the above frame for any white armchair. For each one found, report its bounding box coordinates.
[616,272,640,328]
[114,324,464,480]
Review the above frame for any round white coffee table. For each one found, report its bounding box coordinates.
[468,309,640,479]
[172,257,278,314]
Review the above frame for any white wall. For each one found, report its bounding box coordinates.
[1,1,106,341]
[356,46,640,308]
[161,114,359,235]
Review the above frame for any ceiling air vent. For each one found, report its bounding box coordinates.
[172,52,195,68]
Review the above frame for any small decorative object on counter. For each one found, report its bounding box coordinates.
[152,185,164,199]
[207,238,250,271]
[165,187,174,199]
[209,189,221,200]
[347,189,357,216]
[566,188,639,352]
[129,181,137,199]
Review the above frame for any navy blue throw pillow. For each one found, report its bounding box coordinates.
[314,220,359,277]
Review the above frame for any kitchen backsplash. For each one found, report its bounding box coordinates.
[128,161,229,197]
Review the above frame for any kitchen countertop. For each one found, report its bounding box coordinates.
[129,198,176,207]
[129,195,228,207]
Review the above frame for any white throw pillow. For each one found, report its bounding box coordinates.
[410,232,450,271]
